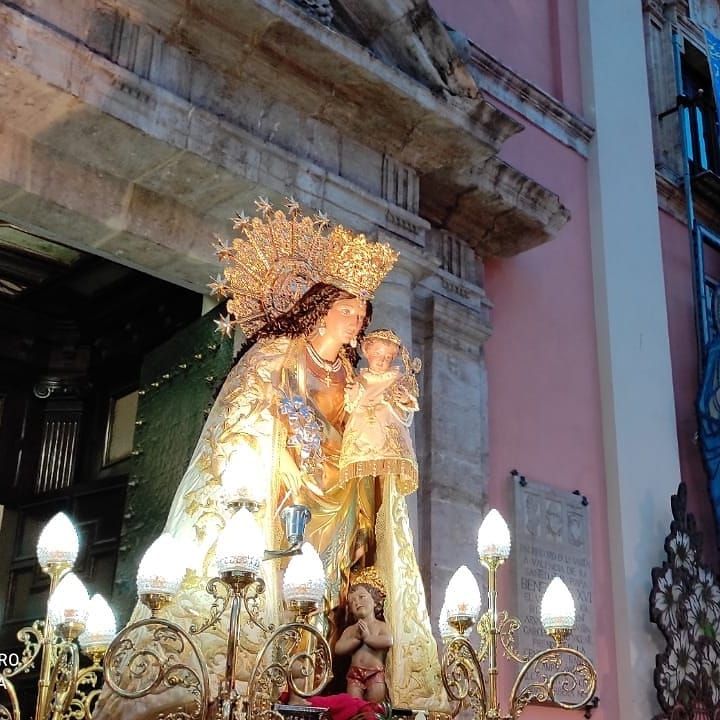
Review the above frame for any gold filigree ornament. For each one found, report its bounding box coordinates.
[209,198,398,337]
[363,329,402,347]
[349,566,386,597]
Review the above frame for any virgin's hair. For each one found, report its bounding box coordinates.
[237,283,372,365]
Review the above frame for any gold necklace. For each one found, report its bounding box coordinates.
[307,343,342,386]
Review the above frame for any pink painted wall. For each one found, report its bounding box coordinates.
[660,209,719,565]
[431,0,584,116]
[476,100,618,718]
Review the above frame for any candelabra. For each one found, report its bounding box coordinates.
[440,509,597,720]
[0,513,117,720]
[101,447,331,720]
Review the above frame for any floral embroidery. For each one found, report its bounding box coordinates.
[278,392,323,468]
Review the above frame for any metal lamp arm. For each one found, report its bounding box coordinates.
[263,542,303,561]
[507,644,597,718]
[440,635,488,720]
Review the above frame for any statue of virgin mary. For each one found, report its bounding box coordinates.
[95,199,445,717]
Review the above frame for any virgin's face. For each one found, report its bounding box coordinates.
[323,297,366,345]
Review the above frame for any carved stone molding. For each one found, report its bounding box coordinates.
[421,157,570,258]
[289,0,333,25]
[468,42,594,158]
[382,155,419,214]
[32,375,90,400]
[416,285,491,353]
[656,170,720,230]
[677,0,720,46]
[329,0,479,98]
[425,228,479,284]
[643,0,666,25]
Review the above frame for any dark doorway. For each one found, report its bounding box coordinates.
[0,225,203,713]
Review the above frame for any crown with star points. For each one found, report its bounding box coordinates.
[210,198,397,336]
[350,566,386,597]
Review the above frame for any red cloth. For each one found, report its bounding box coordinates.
[279,692,381,720]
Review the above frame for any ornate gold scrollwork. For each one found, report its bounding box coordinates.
[0,679,19,720]
[242,579,273,635]
[61,659,104,720]
[103,618,210,720]
[508,646,597,717]
[247,622,332,720]
[48,641,81,719]
[1,621,46,720]
[496,612,529,664]
[440,636,488,720]
[11,623,44,677]
[189,579,232,635]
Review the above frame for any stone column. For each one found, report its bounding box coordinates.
[414,274,492,629]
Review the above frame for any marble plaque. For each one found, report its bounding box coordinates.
[512,475,595,702]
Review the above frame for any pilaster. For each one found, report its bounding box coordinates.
[414,254,492,629]
[580,0,682,716]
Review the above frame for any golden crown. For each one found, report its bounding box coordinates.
[363,329,402,347]
[349,566,386,597]
[209,198,398,336]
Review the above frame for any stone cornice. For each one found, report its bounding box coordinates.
[427,290,492,351]
[656,170,687,224]
[643,0,666,25]
[647,0,712,53]
[468,42,594,158]
[675,0,709,51]
[656,169,720,230]
[421,155,570,257]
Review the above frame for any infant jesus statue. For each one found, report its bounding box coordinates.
[339,328,421,495]
[334,567,392,702]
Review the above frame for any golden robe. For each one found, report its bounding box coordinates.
[340,367,419,495]
[96,336,445,717]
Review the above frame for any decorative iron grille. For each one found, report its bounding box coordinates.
[35,406,81,494]
[650,483,720,719]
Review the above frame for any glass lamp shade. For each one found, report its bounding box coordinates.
[438,601,453,640]
[444,565,482,621]
[137,534,186,596]
[220,445,266,506]
[282,542,326,604]
[477,508,512,561]
[216,508,264,575]
[79,594,117,652]
[48,572,90,627]
[37,512,79,570]
[541,577,576,631]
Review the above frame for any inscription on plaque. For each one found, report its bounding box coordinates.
[512,476,595,701]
